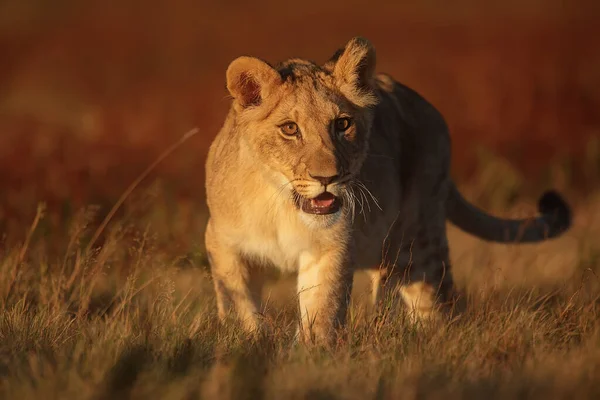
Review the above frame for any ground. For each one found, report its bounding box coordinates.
[1,182,600,399]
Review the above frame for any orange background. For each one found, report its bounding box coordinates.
[1,0,599,215]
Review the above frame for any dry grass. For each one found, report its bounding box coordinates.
[1,179,600,399]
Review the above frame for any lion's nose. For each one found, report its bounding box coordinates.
[309,174,339,186]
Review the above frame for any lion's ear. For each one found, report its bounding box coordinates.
[226,56,282,109]
[330,37,377,107]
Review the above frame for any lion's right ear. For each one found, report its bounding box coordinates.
[226,56,282,109]
[329,37,378,108]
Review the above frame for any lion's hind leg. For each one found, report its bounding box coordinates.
[369,217,457,325]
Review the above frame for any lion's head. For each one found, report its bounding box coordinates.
[225,37,379,226]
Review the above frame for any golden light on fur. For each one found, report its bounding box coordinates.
[205,37,572,346]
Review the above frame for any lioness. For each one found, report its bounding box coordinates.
[204,37,571,345]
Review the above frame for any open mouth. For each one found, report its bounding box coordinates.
[296,192,342,215]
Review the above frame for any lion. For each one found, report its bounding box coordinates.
[204,37,572,345]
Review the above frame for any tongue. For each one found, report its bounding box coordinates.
[311,192,336,208]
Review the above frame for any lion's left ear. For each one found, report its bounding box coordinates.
[329,37,378,107]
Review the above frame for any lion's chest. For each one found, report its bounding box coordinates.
[237,213,313,273]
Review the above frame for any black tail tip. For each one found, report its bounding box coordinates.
[538,190,572,235]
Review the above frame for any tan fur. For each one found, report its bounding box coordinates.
[205,37,572,345]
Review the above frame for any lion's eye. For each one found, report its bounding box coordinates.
[280,122,299,136]
[335,117,352,131]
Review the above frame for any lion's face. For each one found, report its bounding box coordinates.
[226,38,378,226]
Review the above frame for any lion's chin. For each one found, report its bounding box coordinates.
[298,208,343,229]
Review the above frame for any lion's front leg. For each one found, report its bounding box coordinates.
[296,250,354,346]
[206,223,263,336]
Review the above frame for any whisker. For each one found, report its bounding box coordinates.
[348,183,366,222]
[345,187,356,224]
[341,190,349,222]
[359,185,371,213]
[355,180,382,211]
[350,182,368,221]
[357,186,369,222]
[267,180,294,208]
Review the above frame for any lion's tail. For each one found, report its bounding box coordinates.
[445,182,572,243]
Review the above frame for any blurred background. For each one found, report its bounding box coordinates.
[1,0,599,240]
